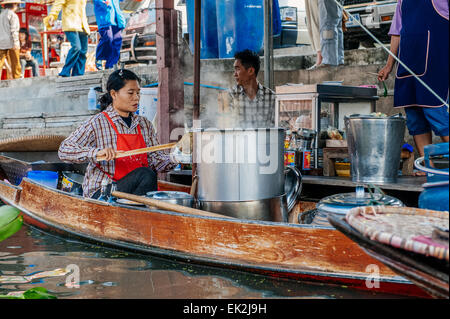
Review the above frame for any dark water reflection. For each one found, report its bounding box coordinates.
[0,225,408,299]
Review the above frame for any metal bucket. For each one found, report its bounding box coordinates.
[345,114,406,184]
[60,171,84,196]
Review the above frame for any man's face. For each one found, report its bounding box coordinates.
[234,59,255,86]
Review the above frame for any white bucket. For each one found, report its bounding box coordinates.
[139,87,158,126]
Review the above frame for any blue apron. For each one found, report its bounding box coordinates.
[394,0,449,108]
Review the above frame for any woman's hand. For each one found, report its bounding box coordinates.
[96,147,117,162]
[378,64,393,82]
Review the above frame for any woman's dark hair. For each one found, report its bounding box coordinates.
[19,28,31,48]
[99,69,141,111]
[234,49,261,76]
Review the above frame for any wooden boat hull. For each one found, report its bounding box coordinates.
[328,214,449,299]
[0,178,429,297]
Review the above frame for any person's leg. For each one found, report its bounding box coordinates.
[72,32,88,76]
[404,106,433,175]
[337,6,344,65]
[20,58,26,77]
[30,59,39,77]
[7,49,22,79]
[305,0,317,52]
[105,25,123,69]
[59,31,81,77]
[311,0,322,65]
[422,104,450,144]
[116,167,158,196]
[0,49,7,72]
[96,26,113,68]
[413,132,433,157]
[318,0,340,66]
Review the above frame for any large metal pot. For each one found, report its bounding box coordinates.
[345,114,406,184]
[193,128,301,222]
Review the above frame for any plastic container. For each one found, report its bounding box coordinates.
[26,171,59,189]
[60,171,84,196]
[415,142,449,212]
[186,0,219,59]
[88,87,97,111]
[139,87,158,124]
[216,0,281,59]
[335,162,350,177]
[88,87,101,111]
[216,0,263,58]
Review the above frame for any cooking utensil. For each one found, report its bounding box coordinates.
[112,191,234,219]
[146,191,194,208]
[96,142,177,161]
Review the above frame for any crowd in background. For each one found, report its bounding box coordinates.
[0,0,125,79]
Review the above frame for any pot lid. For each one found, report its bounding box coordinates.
[317,192,403,215]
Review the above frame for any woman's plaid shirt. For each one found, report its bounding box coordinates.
[58,105,176,198]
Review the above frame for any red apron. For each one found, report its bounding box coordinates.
[100,112,149,181]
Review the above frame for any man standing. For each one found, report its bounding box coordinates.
[93,0,126,70]
[378,0,449,166]
[318,0,344,66]
[219,49,276,128]
[0,0,22,80]
[44,0,90,77]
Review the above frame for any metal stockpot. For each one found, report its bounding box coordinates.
[345,114,406,184]
[193,128,302,222]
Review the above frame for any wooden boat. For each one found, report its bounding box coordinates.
[0,172,430,298]
[329,211,449,299]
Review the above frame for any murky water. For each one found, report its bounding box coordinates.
[0,225,409,299]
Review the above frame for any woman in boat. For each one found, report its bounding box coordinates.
[58,69,177,199]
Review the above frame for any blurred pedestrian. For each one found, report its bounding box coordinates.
[318,0,344,66]
[19,28,39,77]
[93,0,126,70]
[0,0,22,80]
[44,0,90,77]
[378,0,449,166]
[305,0,322,69]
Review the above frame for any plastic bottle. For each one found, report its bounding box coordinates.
[98,179,109,201]
[88,87,97,111]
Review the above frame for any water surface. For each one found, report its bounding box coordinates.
[0,225,409,299]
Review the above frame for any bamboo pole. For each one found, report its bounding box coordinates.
[96,142,177,161]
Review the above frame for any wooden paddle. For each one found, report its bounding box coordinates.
[96,142,177,161]
[111,191,235,219]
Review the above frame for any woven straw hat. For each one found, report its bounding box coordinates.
[0,135,67,152]
[0,0,24,5]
